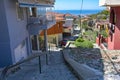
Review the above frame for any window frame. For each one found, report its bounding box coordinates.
[111,9,116,25]
[16,3,24,21]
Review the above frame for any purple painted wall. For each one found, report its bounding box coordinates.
[0,0,31,67]
[4,0,29,63]
[0,0,12,67]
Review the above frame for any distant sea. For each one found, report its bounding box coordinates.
[54,10,103,16]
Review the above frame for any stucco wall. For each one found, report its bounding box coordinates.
[113,7,120,50]
[4,0,29,63]
[108,7,120,50]
[40,33,62,47]
[107,35,115,49]
[0,0,12,67]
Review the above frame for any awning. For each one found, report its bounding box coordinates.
[18,0,54,7]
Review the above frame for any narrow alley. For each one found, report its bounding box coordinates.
[6,51,78,80]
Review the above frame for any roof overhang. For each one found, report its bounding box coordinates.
[18,0,54,7]
[99,0,120,7]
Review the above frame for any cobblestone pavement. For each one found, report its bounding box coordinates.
[6,51,78,80]
[69,48,120,80]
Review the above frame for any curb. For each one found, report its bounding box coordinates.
[63,49,103,80]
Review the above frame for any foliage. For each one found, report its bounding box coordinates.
[83,30,97,43]
[76,38,84,42]
[73,18,80,27]
[88,20,94,27]
[89,14,97,19]
[39,37,43,42]
[75,38,93,48]
[82,20,95,31]
[100,30,108,38]
[82,21,88,30]
[98,10,109,16]
[89,10,109,20]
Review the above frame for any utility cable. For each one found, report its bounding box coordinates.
[80,0,84,33]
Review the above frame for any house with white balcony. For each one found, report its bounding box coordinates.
[99,0,120,50]
[0,0,55,68]
[63,14,74,37]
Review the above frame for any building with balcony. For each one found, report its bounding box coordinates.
[40,12,64,48]
[63,14,74,37]
[40,21,64,48]
[99,0,120,50]
[38,12,75,48]
[0,0,55,68]
[29,7,56,52]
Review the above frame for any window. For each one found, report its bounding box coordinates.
[16,3,24,20]
[37,7,46,17]
[111,9,116,25]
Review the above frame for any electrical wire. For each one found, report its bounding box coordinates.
[80,0,83,17]
[80,0,84,31]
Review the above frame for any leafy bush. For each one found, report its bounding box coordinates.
[83,30,97,43]
[76,38,84,42]
[82,21,88,30]
[100,30,108,38]
[75,38,93,48]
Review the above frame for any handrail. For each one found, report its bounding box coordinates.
[0,52,47,80]
[102,50,120,76]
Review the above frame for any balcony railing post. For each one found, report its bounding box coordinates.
[46,53,48,65]
[38,56,41,74]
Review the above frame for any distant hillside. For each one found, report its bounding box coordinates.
[89,10,110,20]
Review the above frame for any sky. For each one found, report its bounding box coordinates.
[54,0,105,10]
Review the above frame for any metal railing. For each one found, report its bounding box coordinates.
[0,52,48,80]
[46,15,55,22]
[28,17,46,25]
[28,16,55,25]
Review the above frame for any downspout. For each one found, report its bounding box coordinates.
[26,7,32,55]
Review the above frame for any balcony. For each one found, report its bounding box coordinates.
[46,13,56,29]
[63,20,73,27]
[28,16,56,35]
[99,0,120,6]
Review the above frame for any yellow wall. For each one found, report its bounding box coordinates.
[40,33,62,47]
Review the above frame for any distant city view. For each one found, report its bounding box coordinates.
[1,0,120,80]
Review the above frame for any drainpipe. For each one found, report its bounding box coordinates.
[44,29,48,51]
[44,29,49,65]
[37,35,40,51]
[26,7,32,55]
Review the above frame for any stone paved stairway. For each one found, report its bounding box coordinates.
[6,51,78,80]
